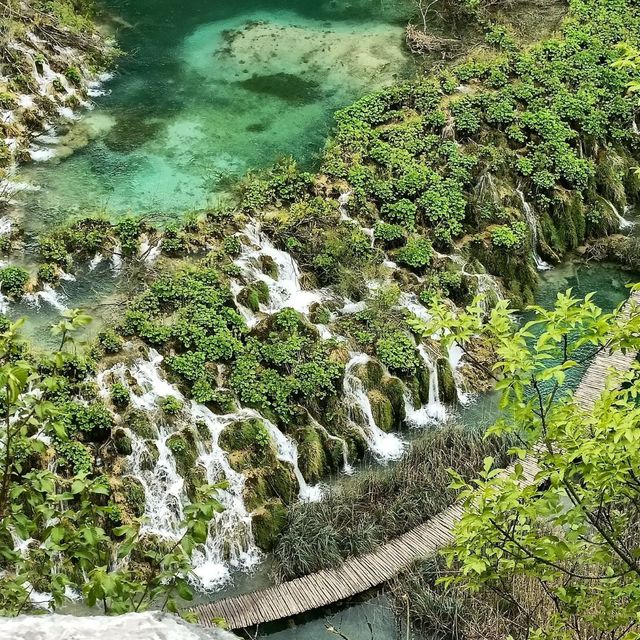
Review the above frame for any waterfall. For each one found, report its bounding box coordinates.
[403,344,447,426]
[447,343,471,405]
[604,199,635,231]
[517,188,550,271]
[97,351,261,590]
[24,284,68,312]
[89,253,104,271]
[252,412,323,502]
[307,414,354,475]
[234,223,323,315]
[343,353,405,461]
[111,243,123,275]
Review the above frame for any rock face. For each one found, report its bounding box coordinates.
[0,612,239,640]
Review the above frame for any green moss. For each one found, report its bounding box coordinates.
[124,408,156,440]
[296,426,326,484]
[252,499,287,551]
[219,419,273,465]
[354,360,384,390]
[437,357,456,404]
[113,428,132,456]
[122,477,146,518]
[381,376,407,425]
[368,389,394,432]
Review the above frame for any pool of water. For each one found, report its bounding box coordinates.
[13,0,413,233]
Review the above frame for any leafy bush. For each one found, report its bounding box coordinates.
[0,267,29,298]
[396,236,434,270]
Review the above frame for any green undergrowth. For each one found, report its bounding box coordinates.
[273,425,515,581]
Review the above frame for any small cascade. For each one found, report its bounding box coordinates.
[403,344,447,426]
[256,413,324,502]
[234,223,323,315]
[89,253,104,271]
[604,199,635,230]
[307,414,354,475]
[24,284,68,312]
[447,343,471,405]
[338,190,352,221]
[398,292,431,323]
[97,350,261,590]
[111,243,123,275]
[517,188,550,271]
[343,353,405,461]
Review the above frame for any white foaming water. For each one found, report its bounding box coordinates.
[89,252,104,271]
[24,284,68,312]
[235,223,324,315]
[604,198,635,231]
[308,414,354,475]
[98,351,260,591]
[111,243,123,275]
[399,292,431,323]
[408,345,447,425]
[447,343,471,405]
[0,612,239,640]
[0,216,12,235]
[517,188,551,271]
[145,240,163,264]
[256,412,324,502]
[343,353,405,461]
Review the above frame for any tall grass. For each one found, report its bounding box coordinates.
[274,424,514,580]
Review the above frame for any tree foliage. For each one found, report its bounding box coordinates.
[410,288,640,638]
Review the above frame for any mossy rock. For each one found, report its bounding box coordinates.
[295,426,327,484]
[243,471,271,512]
[113,428,132,456]
[367,389,394,432]
[436,357,456,404]
[381,376,406,424]
[328,345,351,365]
[259,255,279,280]
[416,368,431,405]
[252,499,287,551]
[269,461,298,504]
[237,282,270,312]
[125,408,156,440]
[354,360,384,390]
[219,418,274,466]
[122,477,146,518]
[139,441,159,471]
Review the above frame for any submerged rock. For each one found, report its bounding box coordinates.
[0,611,239,640]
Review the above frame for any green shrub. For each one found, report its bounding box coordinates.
[0,267,29,298]
[491,221,528,249]
[160,396,183,415]
[396,236,433,270]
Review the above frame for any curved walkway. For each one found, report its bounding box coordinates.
[193,290,640,630]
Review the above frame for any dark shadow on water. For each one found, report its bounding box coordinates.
[237,72,322,104]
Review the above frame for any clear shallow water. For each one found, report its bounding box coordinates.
[13,0,412,232]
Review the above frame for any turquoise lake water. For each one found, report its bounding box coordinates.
[14,0,413,233]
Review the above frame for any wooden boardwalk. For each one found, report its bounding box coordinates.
[193,290,640,630]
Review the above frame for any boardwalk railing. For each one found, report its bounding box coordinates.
[193,289,640,630]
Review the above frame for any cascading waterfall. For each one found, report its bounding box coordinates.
[517,188,550,271]
[403,344,447,426]
[343,353,405,461]
[447,343,471,405]
[248,410,323,502]
[234,223,324,315]
[97,350,261,590]
[603,198,635,230]
[307,414,354,475]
